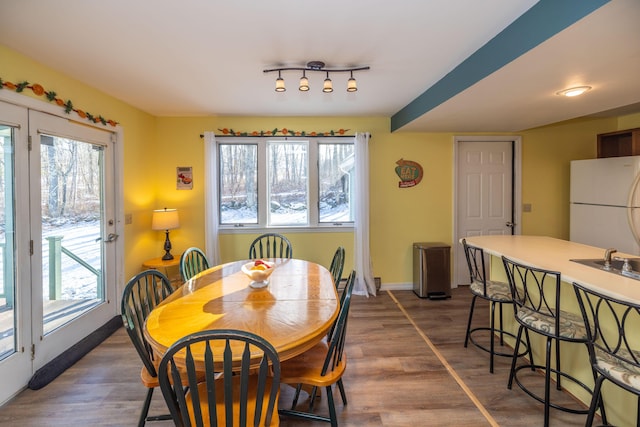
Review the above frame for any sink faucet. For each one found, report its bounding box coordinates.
[604,248,617,270]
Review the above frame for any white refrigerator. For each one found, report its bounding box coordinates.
[570,156,640,255]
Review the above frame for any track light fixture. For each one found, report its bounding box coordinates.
[264,61,369,93]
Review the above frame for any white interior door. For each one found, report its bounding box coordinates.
[454,138,520,286]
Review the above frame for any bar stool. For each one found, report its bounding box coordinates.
[573,281,640,427]
[502,256,602,427]
[462,239,530,373]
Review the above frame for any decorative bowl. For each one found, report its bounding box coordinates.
[241,261,276,288]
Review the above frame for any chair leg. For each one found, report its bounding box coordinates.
[489,300,497,373]
[325,385,338,427]
[508,325,524,389]
[498,302,505,345]
[337,379,347,406]
[138,387,154,427]
[555,336,562,390]
[464,295,478,347]
[586,375,605,427]
[524,328,535,370]
[544,337,552,427]
[291,384,303,410]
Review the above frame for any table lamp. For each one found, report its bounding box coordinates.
[152,208,180,260]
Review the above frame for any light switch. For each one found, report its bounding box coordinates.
[125,213,133,224]
[523,203,532,212]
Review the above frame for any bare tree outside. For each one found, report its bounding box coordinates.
[218,139,354,227]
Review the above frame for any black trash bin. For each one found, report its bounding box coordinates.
[412,242,451,299]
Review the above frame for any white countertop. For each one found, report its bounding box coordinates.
[464,235,640,304]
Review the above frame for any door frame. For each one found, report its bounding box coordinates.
[452,135,522,288]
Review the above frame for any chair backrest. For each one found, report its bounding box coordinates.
[573,281,640,390]
[121,269,174,376]
[248,233,293,259]
[329,246,345,288]
[323,270,356,373]
[180,247,210,281]
[158,329,281,427]
[462,239,488,288]
[501,255,563,338]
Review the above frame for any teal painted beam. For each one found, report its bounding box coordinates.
[390,0,610,132]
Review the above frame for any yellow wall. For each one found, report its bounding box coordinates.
[0,45,158,285]
[3,44,640,289]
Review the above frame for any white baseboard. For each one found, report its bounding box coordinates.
[379,282,412,291]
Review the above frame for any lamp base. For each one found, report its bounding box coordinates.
[162,230,174,260]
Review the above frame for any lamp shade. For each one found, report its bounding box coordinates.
[152,208,180,231]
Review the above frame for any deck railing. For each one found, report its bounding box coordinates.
[46,236,102,300]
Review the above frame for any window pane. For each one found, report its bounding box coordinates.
[268,141,308,226]
[319,143,354,223]
[0,126,17,359]
[219,144,258,224]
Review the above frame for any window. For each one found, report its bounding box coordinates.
[218,137,354,229]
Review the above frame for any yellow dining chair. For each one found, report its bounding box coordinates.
[121,270,174,427]
[279,270,356,427]
[158,329,281,427]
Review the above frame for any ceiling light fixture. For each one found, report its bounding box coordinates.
[275,71,286,92]
[556,86,592,97]
[264,61,369,93]
[323,72,333,93]
[299,70,309,92]
[347,71,357,92]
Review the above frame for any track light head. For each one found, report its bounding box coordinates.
[299,71,309,91]
[275,71,286,92]
[347,71,357,92]
[323,72,333,93]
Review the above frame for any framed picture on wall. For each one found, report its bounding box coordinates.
[177,166,193,190]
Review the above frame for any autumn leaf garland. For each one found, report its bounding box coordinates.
[0,78,118,127]
[218,127,350,137]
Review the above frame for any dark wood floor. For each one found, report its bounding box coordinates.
[0,287,600,426]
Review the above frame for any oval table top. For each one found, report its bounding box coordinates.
[143,258,339,365]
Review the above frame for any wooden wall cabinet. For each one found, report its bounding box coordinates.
[597,128,640,158]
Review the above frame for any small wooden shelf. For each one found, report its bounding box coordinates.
[597,128,640,158]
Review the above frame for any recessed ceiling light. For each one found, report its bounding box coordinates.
[556,86,592,97]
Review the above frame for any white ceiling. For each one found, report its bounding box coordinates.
[1,0,639,133]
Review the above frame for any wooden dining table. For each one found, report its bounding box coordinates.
[143,258,339,367]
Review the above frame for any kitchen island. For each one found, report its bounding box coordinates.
[464,235,639,427]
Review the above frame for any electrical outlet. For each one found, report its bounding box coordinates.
[125,213,132,224]
[523,203,532,212]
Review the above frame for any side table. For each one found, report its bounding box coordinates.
[142,256,182,289]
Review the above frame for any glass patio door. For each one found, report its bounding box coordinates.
[29,110,118,372]
[0,101,32,404]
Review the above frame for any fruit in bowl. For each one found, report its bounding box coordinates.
[241,259,276,286]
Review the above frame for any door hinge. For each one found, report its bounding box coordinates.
[30,240,34,255]
[31,344,35,360]
[28,135,32,151]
